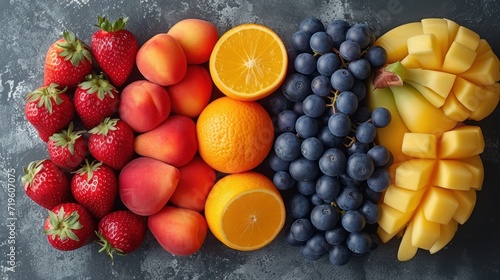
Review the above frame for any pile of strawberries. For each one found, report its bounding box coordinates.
[22,16,146,261]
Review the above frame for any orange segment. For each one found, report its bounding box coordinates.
[204,172,285,251]
[209,23,288,101]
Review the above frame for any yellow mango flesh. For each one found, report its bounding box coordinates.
[434,160,473,191]
[378,203,414,235]
[401,54,422,69]
[441,41,477,74]
[401,132,437,158]
[395,159,435,190]
[453,76,488,111]
[405,68,456,98]
[462,55,500,85]
[383,184,427,213]
[423,187,459,224]
[441,91,471,121]
[439,126,485,159]
[412,207,440,250]
[454,26,480,51]
[445,19,460,47]
[468,84,500,121]
[406,80,446,108]
[421,18,449,58]
[374,22,423,63]
[407,34,443,70]
[452,189,476,224]
[398,221,418,261]
[429,219,458,254]
[461,155,484,190]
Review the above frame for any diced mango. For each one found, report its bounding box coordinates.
[453,76,489,111]
[438,126,485,159]
[434,160,473,191]
[383,184,428,213]
[468,83,500,121]
[445,19,460,47]
[421,18,449,58]
[374,22,423,63]
[429,219,458,254]
[407,34,443,70]
[441,91,471,122]
[475,39,492,56]
[405,68,456,98]
[401,54,422,69]
[423,187,459,224]
[378,203,414,235]
[461,54,500,85]
[395,159,436,190]
[454,26,480,51]
[402,132,437,158]
[411,207,440,250]
[441,41,477,74]
[398,221,418,261]
[406,80,446,108]
[461,155,484,190]
[377,226,399,243]
[452,189,477,224]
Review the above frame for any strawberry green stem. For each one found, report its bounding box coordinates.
[26,83,67,114]
[96,231,126,265]
[96,16,129,32]
[88,118,118,135]
[79,73,117,100]
[73,159,104,182]
[58,30,92,67]
[48,122,86,154]
[21,160,45,191]
[43,206,83,242]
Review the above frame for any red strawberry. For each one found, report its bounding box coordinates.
[44,30,93,88]
[88,118,135,170]
[43,202,96,251]
[47,122,88,171]
[91,16,138,87]
[25,83,75,142]
[96,210,147,263]
[74,72,120,129]
[71,160,117,219]
[21,159,72,210]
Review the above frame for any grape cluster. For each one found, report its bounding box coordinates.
[266,17,392,266]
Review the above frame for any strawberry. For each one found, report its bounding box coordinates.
[43,202,96,251]
[71,160,117,219]
[25,83,75,142]
[96,210,147,263]
[47,122,88,171]
[74,72,120,129]
[91,16,138,87]
[88,118,135,170]
[44,30,93,88]
[21,159,72,210]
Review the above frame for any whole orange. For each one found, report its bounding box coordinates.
[196,96,274,174]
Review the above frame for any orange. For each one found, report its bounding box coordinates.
[209,23,288,101]
[204,172,286,251]
[196,96,274,174]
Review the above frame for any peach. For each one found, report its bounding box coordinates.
[167,19,219,64]
[136,33,187,86]
[119,157,179,216]
[119,80,171,132]
[167,65,212,118]
[148,206,207,256]
[134,115,197,167]
[169,155,216,212]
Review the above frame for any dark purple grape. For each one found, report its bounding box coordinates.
[288,193,312,219]
[291,30,312,52]
[282,73,312,102]
[339,40,361,62]
[319,148,346,177]
[310,31,334,54]
[274,132,301,161]
[276,110,298,133]
[317,52,341,77]
[290,218,315,241]
[331,68,355,91]
[329,244,352,266]
[310,204,339,231]
[346,153,374,181]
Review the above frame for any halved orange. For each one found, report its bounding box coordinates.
[209,23,288,101]
[204,172,286,251]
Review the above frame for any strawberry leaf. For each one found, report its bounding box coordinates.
[57,30,92,67]
[48,122,86,155]
[78,73,117,101]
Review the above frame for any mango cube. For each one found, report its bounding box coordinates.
[395,159,435,190]
[452,189,476,224]
[429,219,458,254]
[438,126,485,159]
[378,203,414,235]
[405,68,456,98]
[423,187,459,224]
[407,81,446,108]
[374,21,423,63]
[434,160,473,191]
[398,221,418,261]
[411,207,441,250]
[407,34,443,70]
[453,76,488,111]
[383,184,427,213]
[445,19,460,47]
[441,41,477,74]
[454,26,480,51]
[468,84,500,121]
[461,155,484,190]
[402,133,437,158]
[462,55,500,85]
[401,54,422,69]
[421,18,449,58]
[441,91,471,122]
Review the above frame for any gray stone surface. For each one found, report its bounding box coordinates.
[1,0,499,279]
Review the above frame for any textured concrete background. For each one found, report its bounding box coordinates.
[1,0,499,279]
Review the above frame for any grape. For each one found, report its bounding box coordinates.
[325,226,348,245]
[282,73,312,102]
[328,113,351,137]
[329,244,352,266]
[346,23,374,49]
[302,94,326,118]
[346,141,370,156]
[286,230,305,247]
[268,150,290,172]
[296,180,316,196]
[367,168,391,192]
[338,172,361,188]
[331,69,355,91]
[310,204,339,231]
[305,232,331,256]
[274,132,301,161]
[339,40,361,62]
[349,79,367,101]
[301,137,324,161]
[316,52,341,77]
[371,107,391,128]
[290,218,315,241]
[325,19,350,49]
[370,233,381,250]
[310,193,325,206]
[346,231,372,254]
[288,193,312,219]
[364,45,387,68]
[335,91,358,115]
[295,115,319,138]
[273,170,296,191]
[311,75,333,97]
[299,17,325,34]
[315,175,341,203]
[359,200,380,224]
[362,183,383,203]
[367,145,391,167]
[291,30,312,52]
[289,157,319,182]
[352,105,371,123]
[336,187,363,211]
[276,110,298,133]
[293,100,304,115]
[346,153,374,181]
[317,126,343,148]
[263,92,293,116]
[318,148,346,177]
[310,31,334,54]
[294,52,317,75]
[355,122,376,144]
[300,244,322,261]
[348,58,371,80]
[341,210,366,233]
